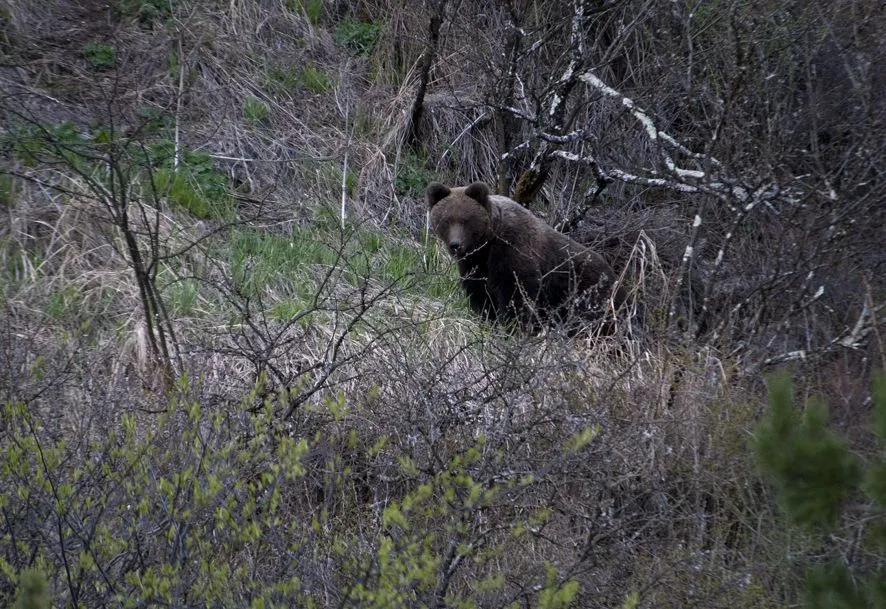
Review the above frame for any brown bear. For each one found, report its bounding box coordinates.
[426,181,624,333]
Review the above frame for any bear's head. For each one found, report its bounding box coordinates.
[426,181,492,258]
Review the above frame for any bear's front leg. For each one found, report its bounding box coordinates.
[491,271,540,331]
[460,276,496,321]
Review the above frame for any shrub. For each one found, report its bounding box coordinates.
[0,395,311,608]
[14,569,50,609]
[754,373,886,607]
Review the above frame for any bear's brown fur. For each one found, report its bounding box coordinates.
[427,181,624,332]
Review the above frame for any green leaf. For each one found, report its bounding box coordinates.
[754,374,862,530]
[872,372,886,443]
[803,564,864,609]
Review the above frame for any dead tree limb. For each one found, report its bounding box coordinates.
[406,0,449,150]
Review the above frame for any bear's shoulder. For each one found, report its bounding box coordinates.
[488,194,531,215]
[487,194,557,244]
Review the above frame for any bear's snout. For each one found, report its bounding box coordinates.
[442,225,467,257]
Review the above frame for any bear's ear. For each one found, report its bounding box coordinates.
[426,182,451,208]
[464,182,491,210]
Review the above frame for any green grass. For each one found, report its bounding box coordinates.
[269,300,315,325]
[377,241,421,282]
[264,60,332,98]
[301,63,332,93]
[360,232,466,303]
[151,167,233,220]
[83,42,116,69]
[417,239,467,301]
[264,64,300,98]
[222,223,463,321]
[394,152,435,196]
[0,239,33,303]
[137,105,173,133]
[7,121,88,169]
[228,227,336,297]
[243,95,270,125]
[46,285,84,320]
[286,0,322,24]
[333,18,384,57]
[0,174,15,208]
[310,163,357,200]
[167,277,200,317]
[0,216,469,334]
[0,200,462,334]
[351,106,378,139]
[118,0,174,25]
[147,144,234,220]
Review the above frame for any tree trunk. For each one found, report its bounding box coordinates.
[405,0,448,149]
